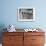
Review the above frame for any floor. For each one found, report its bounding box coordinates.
[0,44,2,46]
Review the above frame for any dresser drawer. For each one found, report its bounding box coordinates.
[3,32,23,36]
[3,35,23,44]
[24,32,44,36]
[3,42,23,46]
[32,36,45,44]
[32,44,44,46]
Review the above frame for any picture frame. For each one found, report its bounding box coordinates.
[18,7,35,21]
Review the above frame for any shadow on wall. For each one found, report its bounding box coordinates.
[0,24,7,43]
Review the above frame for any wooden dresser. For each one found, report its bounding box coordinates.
[2,32,45,46]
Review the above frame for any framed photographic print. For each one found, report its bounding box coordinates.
[18,7,35,21]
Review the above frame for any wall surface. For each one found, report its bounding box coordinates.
[0,0,46,31]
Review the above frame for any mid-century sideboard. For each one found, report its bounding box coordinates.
[2,30,45,46]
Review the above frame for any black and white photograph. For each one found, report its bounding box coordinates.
[18,7,35,21]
